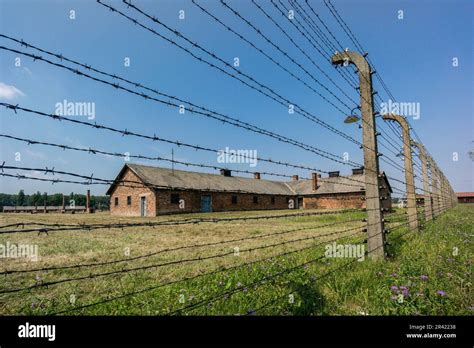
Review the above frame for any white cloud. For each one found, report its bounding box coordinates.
[0,82,25,100]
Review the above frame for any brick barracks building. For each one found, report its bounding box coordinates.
[107,164,392,217]
[456,192,474,204]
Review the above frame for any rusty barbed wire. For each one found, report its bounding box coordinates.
[0,196,364,234]
[272,0,422,164]
[0,45,357,167]
[249,0,423,173]
[320,0,429,167]
[0,217,364,275]
[201,0,358,109]
[0,223,367,294]
[248,216,418,314]
[97,0,364,148]
[167,215,415,315]
[0,133,309,180]
[0,102,388,191]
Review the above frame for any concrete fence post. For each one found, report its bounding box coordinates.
[441,171,446,213]
[382,114,418,232]
[331,50,386,259]
[86,189,91,213]
[61,194,66,213]
[431,163,440,217]
[413,141,432,222]
[438,169,443,214]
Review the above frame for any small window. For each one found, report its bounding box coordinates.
[171,193,180,204]
[114,197,119,206]
[253,196,258,204]
[271,196,275,205]
[286,197,290,204]
[231,195,238,204]
[127,196,132,206]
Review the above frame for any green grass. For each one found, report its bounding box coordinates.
[0,205,471,315]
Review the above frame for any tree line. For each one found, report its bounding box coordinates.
[0,190,110,210]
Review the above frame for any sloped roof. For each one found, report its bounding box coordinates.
[107,164,294,195]
[107,164,392,196]
[287,174,366,195]
[456,192,474,198]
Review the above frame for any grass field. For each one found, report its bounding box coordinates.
[0,205,472,315]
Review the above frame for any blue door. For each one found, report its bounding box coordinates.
[200,195,212,212]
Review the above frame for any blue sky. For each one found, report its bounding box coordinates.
[0,0,472,196]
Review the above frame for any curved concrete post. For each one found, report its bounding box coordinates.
[382,113,419,232]
[430,161,441,217]
[413,141,433,222]
[331,50,386,259]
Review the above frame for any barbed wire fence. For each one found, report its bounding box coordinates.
[0,0,457,315]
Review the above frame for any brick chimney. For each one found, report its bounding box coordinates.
[352,167,364,175]
[292,175,299,181]
[86,189,91,213]
[312,173,318,191]
[220,169,232,177]
[254,172,261,180]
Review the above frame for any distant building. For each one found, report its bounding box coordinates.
[456,192,474,204]
[107,164,392,217]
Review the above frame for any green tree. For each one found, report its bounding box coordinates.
[17,190,26,206]
[32,191,42,206]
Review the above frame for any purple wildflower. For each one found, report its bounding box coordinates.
[390,273,397,277]
[420,275,429,281]
[437,290,446,296]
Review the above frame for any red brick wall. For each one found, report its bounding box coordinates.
[303,192,365,209]
[107,169,393,216]
[303,191,392,210]
[211,193,292,212]
[458,197,474,203]
[109,169,157,217]
[156,190,294,215]
[156,190,200,214]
